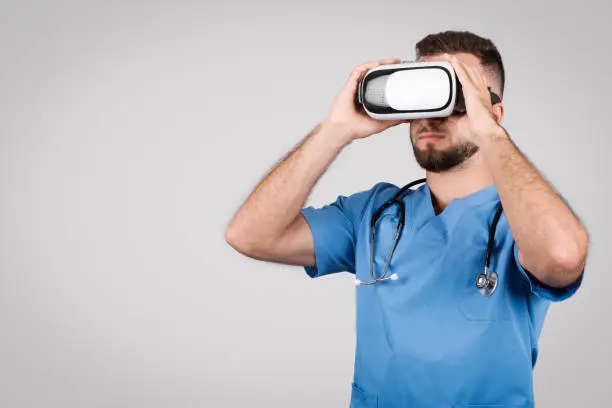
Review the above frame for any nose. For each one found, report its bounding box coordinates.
[420,118,447,133]
[427,117,447,124]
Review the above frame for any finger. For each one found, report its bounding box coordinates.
[449,57,470,87]
[346,58,401,88]
[451,56,486,91]
[461,62,494,108]
[465,62,488,89]
[377,119,408,131]
[379,58,402,64]
[351,58,401,78]
[345,61,377,87]
[450,57,480,97]
[466,59,489,89]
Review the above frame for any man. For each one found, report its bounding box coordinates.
[225,30,588,407]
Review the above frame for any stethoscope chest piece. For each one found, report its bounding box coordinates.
[476,268,498,296]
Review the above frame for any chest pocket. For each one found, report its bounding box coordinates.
[458,247,512,321]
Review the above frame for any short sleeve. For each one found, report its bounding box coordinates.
[512,242,584,302]
[300,183,389,278]
[510,192,585,301]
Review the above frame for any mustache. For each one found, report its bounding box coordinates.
[416,119,447,135]
[418,125,446,135]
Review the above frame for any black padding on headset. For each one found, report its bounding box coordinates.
[454,81,502,114]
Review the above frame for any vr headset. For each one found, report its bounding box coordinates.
[357,60,502,120]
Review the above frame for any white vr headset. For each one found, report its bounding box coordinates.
[357,60,502,120]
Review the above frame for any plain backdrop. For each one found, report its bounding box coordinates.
[0,0,610,407]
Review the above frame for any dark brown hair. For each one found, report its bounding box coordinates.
[415,30,505,98]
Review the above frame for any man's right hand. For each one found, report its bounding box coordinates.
[226,58,410,267]
[323,58,411,142]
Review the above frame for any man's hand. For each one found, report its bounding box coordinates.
[324,58,410,143]
[445,54,505,145]
[443,52,589,288]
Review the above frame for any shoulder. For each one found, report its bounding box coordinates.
[366,180,428,205]
[360,181,403,207]
[351,180,427,221]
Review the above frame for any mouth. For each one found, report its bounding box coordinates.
[419,132,446,141]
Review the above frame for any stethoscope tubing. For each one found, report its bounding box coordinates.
[356,179,503,296]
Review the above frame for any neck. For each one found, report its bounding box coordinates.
[425,151,494,214]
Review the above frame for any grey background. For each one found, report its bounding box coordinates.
[0,0,609,407]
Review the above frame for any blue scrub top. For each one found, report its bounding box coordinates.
[300,181,583,408]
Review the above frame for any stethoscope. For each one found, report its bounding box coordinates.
[353,178,503,297]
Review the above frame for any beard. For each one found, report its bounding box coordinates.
[411,139,479,172]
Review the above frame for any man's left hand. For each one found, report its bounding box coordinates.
[445,54,505,145]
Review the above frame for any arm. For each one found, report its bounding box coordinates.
[225,58,407,265]
[480,129,588,288]
[225,121,352,265]
[447,54,589,289]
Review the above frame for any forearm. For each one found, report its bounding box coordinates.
[225,121,352,252]
[480,126,588,287]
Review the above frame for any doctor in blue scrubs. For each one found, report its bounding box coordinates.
[226,31,589,408]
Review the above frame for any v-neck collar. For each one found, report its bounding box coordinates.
[410,182,499,232]
[424,183,499,215]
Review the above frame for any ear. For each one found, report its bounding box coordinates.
[492,103,504,124]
